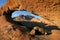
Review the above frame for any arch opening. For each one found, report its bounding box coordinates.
[11,10,42,18]
[11,10,42,21]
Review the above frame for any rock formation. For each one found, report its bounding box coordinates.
[13,14,60,40]
[14,15,55,25]
[0,0,60,40]
[31,18,55,25]
[13,15,34,21]
[0,0,60,27]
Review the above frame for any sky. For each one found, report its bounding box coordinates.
[0,0,42,19]
[12,11,42,19]
[0,0,7,7]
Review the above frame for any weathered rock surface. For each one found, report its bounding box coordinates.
[0,0,60,40]
[0,0,60,27]
[31,18,55,25]
[0,25,30,40]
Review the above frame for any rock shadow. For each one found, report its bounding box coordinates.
[45,25,60,35]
